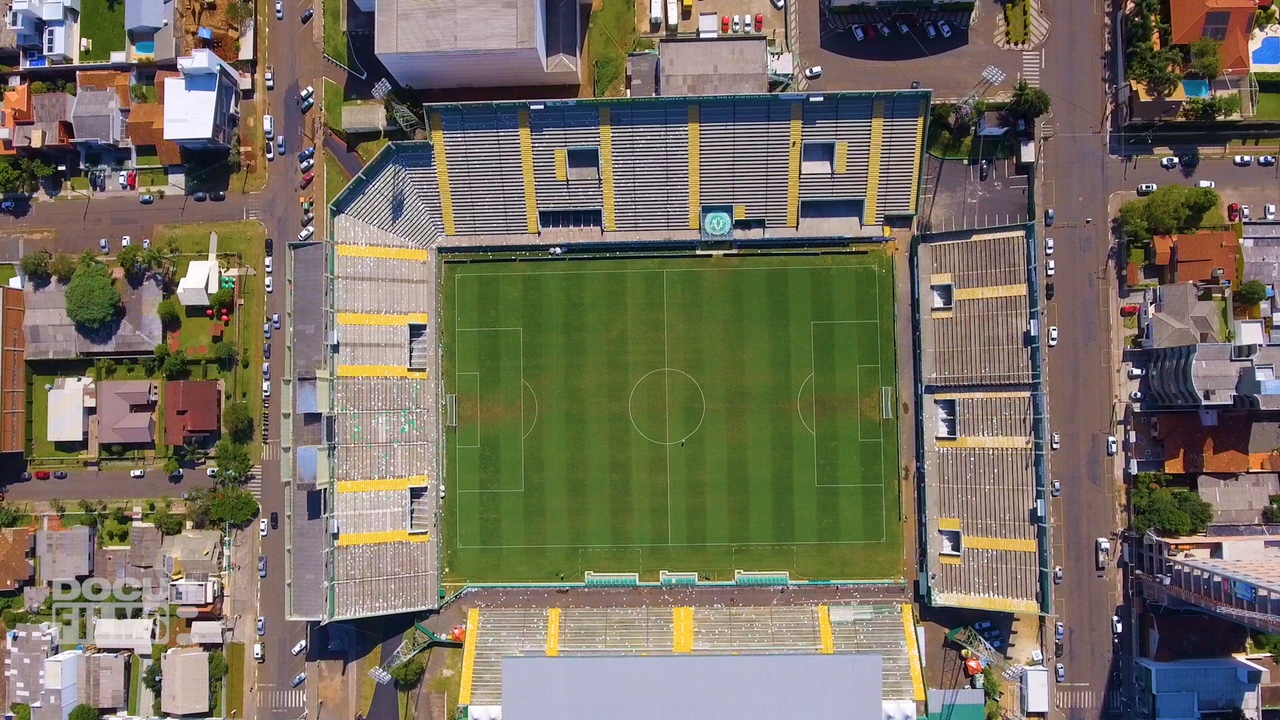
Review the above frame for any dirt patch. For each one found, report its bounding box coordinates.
[176,0,244,59]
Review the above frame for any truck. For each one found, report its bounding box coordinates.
[666,0,678,29]
[265,65,274,91]
[1096,537,1112,570]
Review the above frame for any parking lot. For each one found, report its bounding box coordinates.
[642,0,786,40]
[798,1,1022,100]
[919,155,1030,233]
[1110,154,1280,222]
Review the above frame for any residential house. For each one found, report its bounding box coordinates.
[7,0,80,68]
[126,68,182,167]
[1144,411,1280,474]
[163,529,222,576]
[0,527,35,591]
[96,380,157,446]
[125,0,176,62]
[1128,79,1188,122]
[1153,231,1242,285]
[5,623,59,709]
[33,649,82,720]
[91,618,155,655]
[374,0,585,89]
[71,71,131,158]
[1136,657,1269,718]
[164,380,221,447]
[35,525,93,583]
[1142,283,1223,349]
[0,86,75,154]
[1197,473,1280,525]
[83,652,128,713]
[163,49,240,149]
[160,647,209,716]
[187,620,224,645]
[1170,0,1257,78]
[45,376,92,444]
[0,284,26,453]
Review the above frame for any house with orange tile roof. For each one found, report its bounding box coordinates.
[1151,231,1242,285]
[1170,0,1259,77]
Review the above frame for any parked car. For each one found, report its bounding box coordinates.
[257,617,266,635]
[53,470,67,479]
[275,0,282,18]
[130,469,145,478]
[264,342,271,360]
[211,191,226,201]
[754,13,762,31]
[34,470,50,480]
[265,276,273,293]
[0,200,14,211]
[265,141,274,161]
[1131,391,1143,401]
[258,555,267,577]
[1055,622,1065,642]
[1045,258,1055,277]
[721,15,729,32]
[264,323,272,339]
[1051,432,1060,449]
[118,170,128,187]
[1268,204,1277,221]
[264,65,274,90]
[1045,237,1054,255]
[923,21,936,38]
[271,512,279,529]
[895,19,910,34]
[771,0,783,8]
[99,238,109,253]
[850,24,865,41]
[301,213,314,227]
[1195,180,1215,188]
[1051,478,1060,497]
[193,191,208,201]
[1128,367,1145,378]
[292,639,307,656]
[277,135,285,155]
[1234,155,1254,166]
[876,21,892,35]
[299,158,315,172]
[1244,205,1252,221]
[300,85,315,102]
[299,225,316,241]
[301,6,314,22]
[260,518,268,536]
[262,362,270,380]
[1160,156,1178,168]
[1107,435,1118,455]
[1112,616,1123,634]
[974,621,992,631]
[207,467,219,477]
[121,235,131,248]
[266,237,275,255]
[300,146,316,161]
[731,14,740,31]
[1053,566,1063,583]
[1262,155,1277,166]
[937,19,952,37]
[273,313,281,328]
[265,256,273,274]
[1229,203,1241,222]
[1045,208,1055,226]
[254,642,265,662]
[1056,664,1066,682]
[300,171,315,188]
[803,66,822,79]
[1048,325,1058,347]
[1137,183,1157,194]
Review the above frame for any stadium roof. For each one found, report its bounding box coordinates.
[500,654,882,720]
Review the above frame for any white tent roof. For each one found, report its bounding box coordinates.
[177,260,220,306]
[93,618,155,654]
[46,377,91,442]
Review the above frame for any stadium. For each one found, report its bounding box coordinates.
[284,90,930,628]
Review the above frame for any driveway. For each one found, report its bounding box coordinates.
[798,1,1021,100]
[919,155,1030,233]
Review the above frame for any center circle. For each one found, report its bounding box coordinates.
[627,368,706,446]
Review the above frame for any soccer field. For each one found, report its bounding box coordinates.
[441,253,902,584]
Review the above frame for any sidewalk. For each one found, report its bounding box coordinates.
[226,527,261,720]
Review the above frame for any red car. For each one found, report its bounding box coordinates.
[300,171,315,188]
[1228,202,1241,222]
[127,170,137,189]
[755,13,763,31]
[1121,304,1140,316]
[34,470,50,480]
[721,15,729,32]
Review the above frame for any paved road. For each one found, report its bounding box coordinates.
[1038,0,1130,718]
[3,468,216,501]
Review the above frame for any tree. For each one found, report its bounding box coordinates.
[1131,484,1215,536]
[1008,79,1052,117]
[1255,633,1280,658]
[142,660,162,694]
[0,159,25,193]
[223,401,254,444]
[0,504,23,529]
[212,341,238,365]
[65,261,121,330]
[10,704,32,720]
[160,348,188,379]
[117,244,147,280]
[208,650,228,680]
[199,486,259,527]
[215,439,253,482]
[48,253,76,283]
[163,457,181,476]
[148,508,184,535]
[68,704,100,720]
[130,84,148,103]
[389,655,425,688]
[225,1,253,25]
[157,298,182,328]
[1190,37,1223,79]
[20,250,51,283]
[49,498,65,516]
[1237,280,1269,306]
[1118,185,1221,246]
[209,287,235,312]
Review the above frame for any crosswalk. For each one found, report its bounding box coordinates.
[1056,688,1124,711]
[262,442,279,461]
[1021,51,1041,86]
[247,466,262,500]
[244,202,264,220]
[262,689,305,709]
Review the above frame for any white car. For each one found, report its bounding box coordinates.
[1053,566,1063,584]
[99,238,109,253]
[272,312,281,328]
[299,158,315,172]
[262,380,272,398]
[732,15,740,32]
[291,672,307,688]
[771,0,783,8]
[803,66,822,79]
[1112,616,1123,634]
[118,170,128,187]
[300,85,315,102]
[896,19,910,34]
[264,322,271,339]
[1048,326,1058,346]
[1055,622,1065,642]
[253,642,265,662]
[206,467,219,477]
[129,469,145,478]
[265,141,274,161]
[1195,180,1215,188]
[262,362,270,380]
[142,238,150,249]
[1051,432,1060,450]
[291,639,307,656]
[1045,259,1055,277]
[1243,205,1252,220]
[299,226,316,241]
[1262,155,1277,166]
[1234,154,1254,166]
[259,518,268,536]
[1160,156,1178,169]
[876,21,892,36]
[1137,183,1157,194]
[1107,435,1118,456]
[1045,237,1054,255]
[265,276,274,293]
[923,21,936,38]
[275,0,282,18]
[265,256,273,274]
[1131,390,1143,401]
[1051,478,1061,497]
[1267,204,1277,221]
[121,235,131,248]
[937,19,952,37]
[850,24,866,41]
[1128,367,1145,378]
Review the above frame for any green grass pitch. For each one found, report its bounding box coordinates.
[441,252,902,584]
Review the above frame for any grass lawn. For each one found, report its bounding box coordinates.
[154,222,267,408]
[326,153,349,206]
[30,361,94,463]
[323,0,350,67]
[227,642,245,719]
[425,648,463,719]
[355,134,390,162]
[101,516,131,545]
[1004,0,1029,44]
[323,78,344,133]
[587,0,642,96]
[128,656,141,716]
[927,124,1016,159]
[68,175,92,192]
[137,168,168,189]
[1254,93,1280,120]
[442,253,902,584]
[78,0,127,61]
[0,264,16,286]
[134,147,162,167]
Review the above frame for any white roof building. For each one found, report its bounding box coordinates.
[37,650,82,720]
[187,621,224,645]
[163,49,241,149]
[91,618,155,655]
[45,376,92,443]
[176,260,221,307]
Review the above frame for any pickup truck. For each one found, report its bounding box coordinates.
[1096,537,1112,570]
[265,65,275,90]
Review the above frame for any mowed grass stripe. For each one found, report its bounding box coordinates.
[442,254,901,583]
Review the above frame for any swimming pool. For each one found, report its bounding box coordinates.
[135,40,155,54]
[1182,79,1211,98]
[1255,36,1280,65]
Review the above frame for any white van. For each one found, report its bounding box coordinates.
[262,380,272,398]
[253,642,265,662]
[263,114,275,139]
